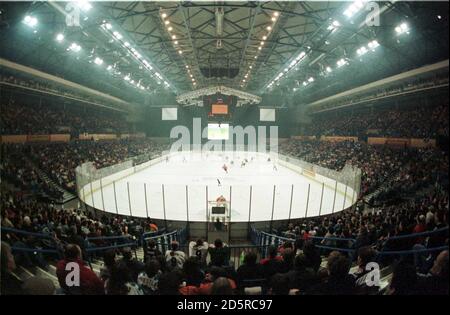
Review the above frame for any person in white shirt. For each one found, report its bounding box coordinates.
[165,241,186,271]
[189,239,209,267]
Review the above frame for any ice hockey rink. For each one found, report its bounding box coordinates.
[81,151,356,222]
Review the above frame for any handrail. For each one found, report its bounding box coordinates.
[378,245,448,256]
[1,226,55,238]
[251,225,449,257]
[11,246,59,254]
[85,242,137,252]
[86,234,136,241]
[385,226,448,241]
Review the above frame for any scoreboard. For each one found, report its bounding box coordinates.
[211,104,228,115]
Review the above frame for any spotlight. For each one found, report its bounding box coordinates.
[76,0,92,12]
[69,42,81,52]
[94,57,103,65]
[395,22,409,35]
[23,15,38,27]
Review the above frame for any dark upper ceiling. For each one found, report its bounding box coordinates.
[0,1,448,105]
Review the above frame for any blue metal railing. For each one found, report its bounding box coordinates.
[250,225,449,259]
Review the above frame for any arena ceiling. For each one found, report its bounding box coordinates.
[0,1,448,104]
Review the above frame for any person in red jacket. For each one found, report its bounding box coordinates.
[56,244,104,295]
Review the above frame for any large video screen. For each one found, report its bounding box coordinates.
[207,123,229,140]
[260,108,275,122]
[162,107,178,120]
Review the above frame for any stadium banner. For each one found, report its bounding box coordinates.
[368,137,411,147]
[291,135,317,140]
[410,138,436,148]
[120,133,146,139]
[78,133,117,141]
[1,134,71,143]
[320,136,358,142]
[49,134,71,142]
[26,134,51,142]
[0,135,28,143]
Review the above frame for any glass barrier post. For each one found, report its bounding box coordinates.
[248,185,253,236]
[342,183,348,210]
[288,184,294,224]
[270,185,276,232]
[127,182,132,217]
[206,185,209,240]
[332,180,338,214]
[229,186,232,241]
[113,181,119,215]
[90,181,95,209]
[305,184,310,218]
[82,187,87,211]
[318,182,324,216]
[100,178,105,211]
[144,183,149,218]
[162,184,168,231]
[185,185,190,234]
[352,174,357,204]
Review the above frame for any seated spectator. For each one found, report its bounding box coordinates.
[303,241,322,273]
[158,270,183,295]
[144,239,163,263]
[189,239,209,267]
[352,246,380,294]
[260,246,283,279]
[119,247,145,282]
[22,277,56,295]
[208,239,230,267]
[105,261,143,295]
[311,251,355,295]
[56,244,104,295]
[418,250,449,295]
[236,252,264,288]
[137,259,163,295]
[165,241,186,271]
[197,266,237,295]
[387,259,420,295]
[1,241,23,295]
[211,277,234,295]
[278,248,296,273]
[182,257,205,287]
[267,273,290,295]
[100,249,116,282]
[287,254,318,293]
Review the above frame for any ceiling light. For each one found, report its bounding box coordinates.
[69,42,81,52]
[165,20,170,25]
[161,13,167,19]
[168,26,173,31]
[76,0,92,12]
[56,33,64,42]
[266,26,272,31]
[94,57,103,65]
[23,15,38,27]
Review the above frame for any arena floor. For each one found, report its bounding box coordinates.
[82,151,355,222]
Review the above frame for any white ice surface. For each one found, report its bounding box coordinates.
[83,151,355,222]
